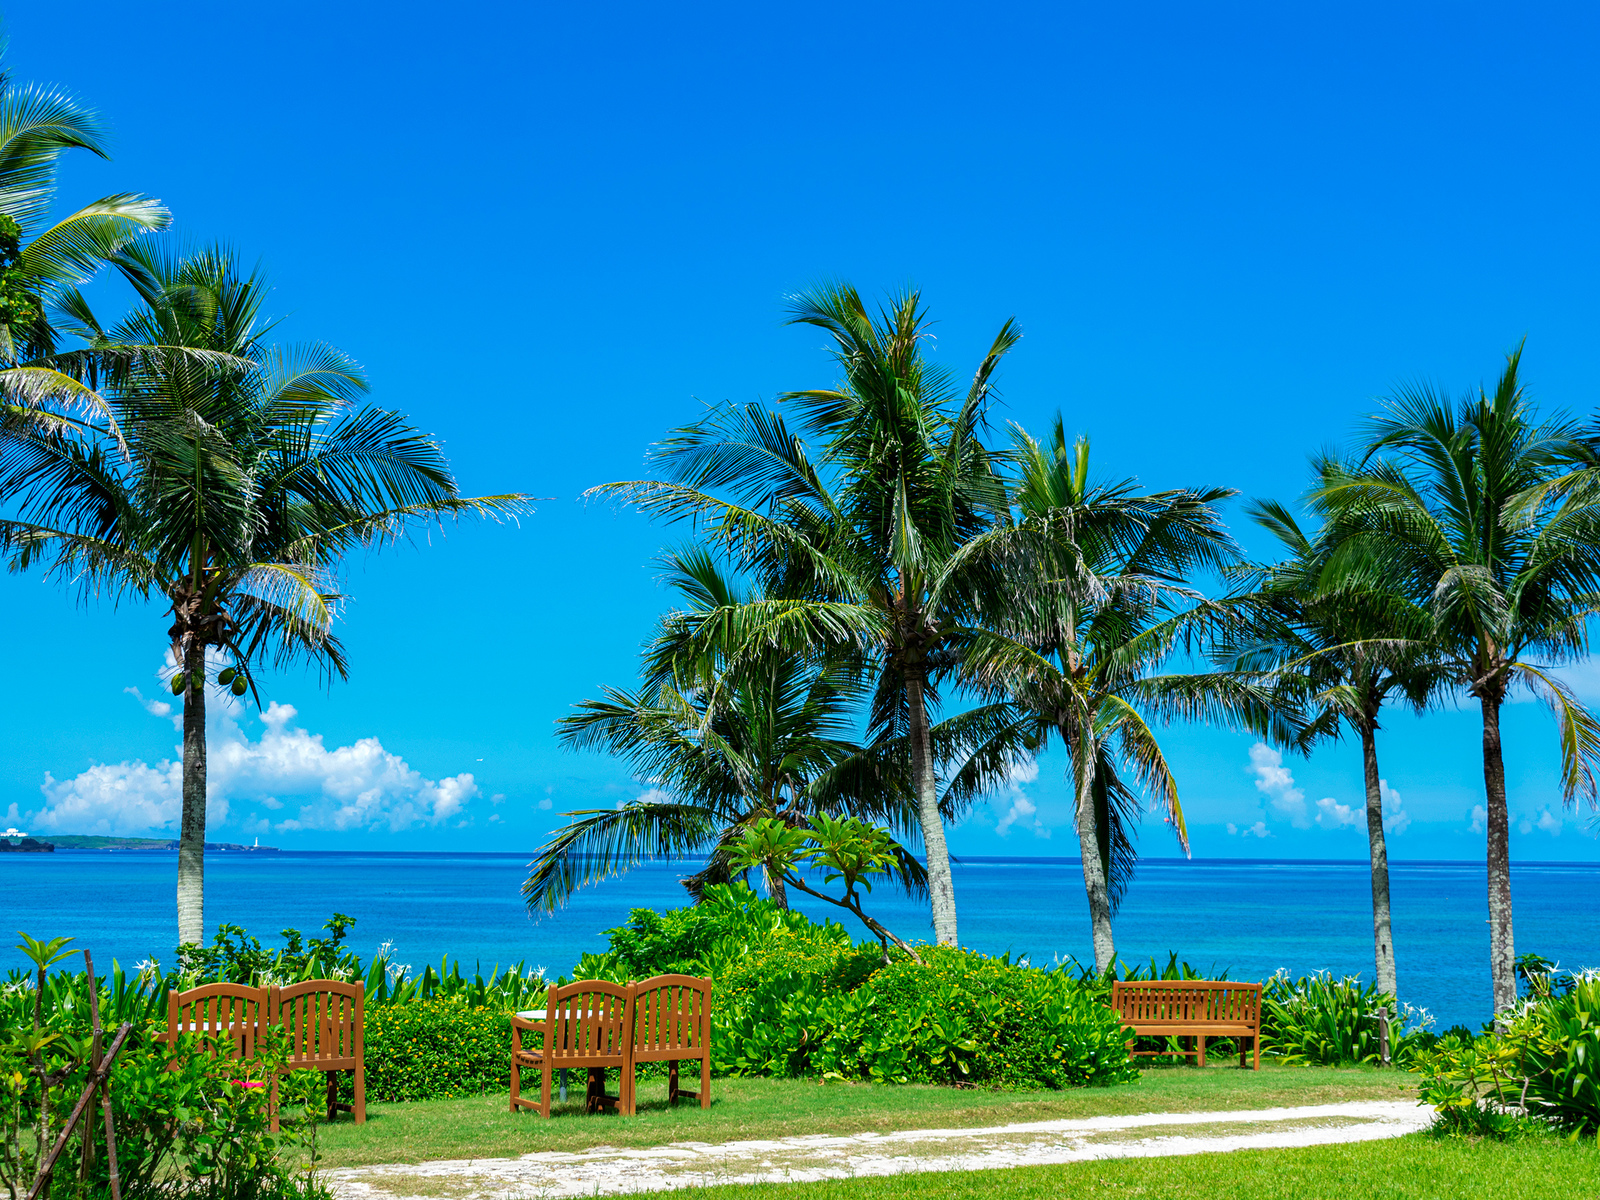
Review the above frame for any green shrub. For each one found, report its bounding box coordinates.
[1417,975,1600,1135]
[709,944,1137,1090]
[2,1017,329,1200]
[1262,970,1431,1067]
[363,1001,512,1102]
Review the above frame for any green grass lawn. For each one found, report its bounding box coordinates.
[646,1136,1600,1200]
[315,1062,1418,1167]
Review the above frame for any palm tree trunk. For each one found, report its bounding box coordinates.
[1481,694,1516,1017]
[906,668,957,946]
[1359,723,1397,998]
[1069,722,1115,973]
[177,643,207,947]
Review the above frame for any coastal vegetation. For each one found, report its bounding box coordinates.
[14,899,1600,1198]
[5,21,1600,1197]
[543,304,1600,1035]
[1314,354,1600,1016]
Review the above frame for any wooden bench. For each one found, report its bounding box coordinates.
[1110,980,1262,1070]
[162,980,367,1127]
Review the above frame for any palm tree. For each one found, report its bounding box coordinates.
[525,547,925,912]
[0,39,168,363]
[1222,477,1441,998]
[597,284,1017,945]
[0,242,525,946]
[1320,347,1600,1015]
[961,421,1254,971]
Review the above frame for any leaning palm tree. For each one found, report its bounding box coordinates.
[0,38,168,362]
[1221,476,1441,998]
[1320,346,1600,1015]
[597,284,1017,944]
[525,548,925,911]
[0,242,525,946]
[961,421,1255,971]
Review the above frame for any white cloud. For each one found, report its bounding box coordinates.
[1381,780,1410,835]
[31,693,478,835]
[1469,804,1487,833]
[993,756,1049,839]
[125,687,181,731]
[996,792,1039,837]
[1315,796,1361,829]
[1227,820,1272,838]
[1537,809,1562,835]
[537,785,553,811]
[1246,744,1310,828]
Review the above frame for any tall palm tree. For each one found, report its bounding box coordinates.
[1222,477,1441,998]
[961,421,1254,971]
[596,284,1017,945]
[1321,347,1600,1015]
[526,547,925,911]
[0,242,525,945]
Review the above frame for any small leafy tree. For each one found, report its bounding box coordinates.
[730,814,923,961]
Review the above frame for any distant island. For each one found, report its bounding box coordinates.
[0,836,55,853]
[3,835,279,853]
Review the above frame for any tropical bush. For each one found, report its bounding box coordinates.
[363,1002,512,1102]
[582,888,1137,1090]
[2,936,330,1200]
[1416,972,1600,1136]
[1262,970,1432,1067]
[2,917,550,1034]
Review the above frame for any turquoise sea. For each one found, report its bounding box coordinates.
[4,851,1596,1032]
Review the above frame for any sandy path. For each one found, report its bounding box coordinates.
[329,1099,1434,1198]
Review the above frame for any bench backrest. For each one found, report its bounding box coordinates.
[167,983,271,1059]
[545,979,633,1063]
[275,979,364,1068]
[631,974,711,1061]
[1110,980,1262,1025]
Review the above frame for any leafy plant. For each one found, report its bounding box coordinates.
[361,1002,512,1103]
[729,815,923,959]
[1263,970,1430,1067]
[1417,974,1600,1136]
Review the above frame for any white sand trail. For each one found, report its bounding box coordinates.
[329,1099,1434,1198]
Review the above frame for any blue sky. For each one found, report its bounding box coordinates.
[5,1,1600,861]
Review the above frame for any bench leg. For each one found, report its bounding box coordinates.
[1253,1034,1261,1071]
[668,1059,679,1105]
[1197,1035,1206,1068]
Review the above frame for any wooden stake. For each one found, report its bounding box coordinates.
[25,1023,132,1200]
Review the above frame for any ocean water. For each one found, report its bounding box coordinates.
[3,851,1596,1032]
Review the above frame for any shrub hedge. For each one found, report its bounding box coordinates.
[364,1001,512,1101]
[356,887,1140,1100]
